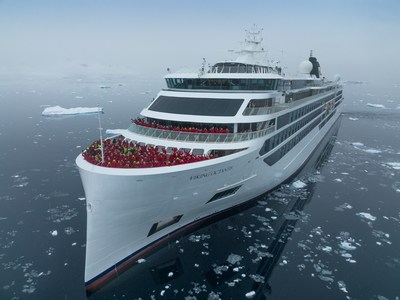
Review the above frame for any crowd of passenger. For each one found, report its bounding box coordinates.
[82,137,212,168]
[131,118,230,134]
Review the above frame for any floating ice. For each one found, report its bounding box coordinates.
[351,142,382,154]
[137,258,146,263]
[249,274,264,283]
[50,230,58,236]
[284,212,300,220]
[367,103,385,108]
[351,142,364,147]
[363,148,382,154]
[245,291,256,298]
[335,203,353,211]
[348,117,359,121]
[292,180,307,188]
[168,272,173,277]
[339,241,357,251]
[386,162,400,170]
[64,227,75,235]
[356,212,376,221]
[334,178,342,183]
[105,129,124,136]
[42,105,103,116]
[213,265,229,275]
[337,280,348,293]
[227,254,242,265]
[321,246,332,253]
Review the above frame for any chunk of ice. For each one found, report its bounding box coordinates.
[386,162,400,170]
[337,280,348,293]
[50,230,58,236]
[321,246,332,253]
[356,212,376,221]
[367,103,385,108]
[42,106,103,116]
[339,241,356,251]
[351,142,364,147]
[227,254,242,265]
[245,291,256,298]
[293,180,307,188]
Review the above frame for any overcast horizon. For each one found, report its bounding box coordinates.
[1,0,400,84]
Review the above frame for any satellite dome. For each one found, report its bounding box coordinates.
[333,74,341,82]
[299,60,313,74]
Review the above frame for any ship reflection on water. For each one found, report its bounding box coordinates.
[89,117,342,299]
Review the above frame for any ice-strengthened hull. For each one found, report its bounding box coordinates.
[77,110,342,292]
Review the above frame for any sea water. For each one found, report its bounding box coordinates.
[0,75,399,300]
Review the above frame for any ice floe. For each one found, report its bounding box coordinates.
[356,212,376,221]
[385,162,400,170]
[339,241,357,251]
[50,230,58,236]
[226,254,242,265]
[245,291,256,298]
[351,142,382,154]
[292,180,307,188]
[367,103,385,108]
[335,203,353,211]
[337,280,348,293]
[41,105,103,116]
[348,117,359,121]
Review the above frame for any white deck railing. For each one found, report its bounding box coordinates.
[127,123,275,143]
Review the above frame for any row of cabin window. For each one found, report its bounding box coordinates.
[278,93,335,129]
[319,108,337,130]
[260,107,323,155]
[165,78,279,91]
[264,117,322,166]
[289,95,334,122]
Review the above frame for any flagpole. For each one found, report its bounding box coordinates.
[97,106,105,164]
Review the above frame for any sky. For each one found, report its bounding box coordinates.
[1,0,400,83]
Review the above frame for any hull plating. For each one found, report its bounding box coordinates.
[77,110,342,292]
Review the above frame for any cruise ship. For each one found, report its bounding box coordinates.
[76,26,343,292]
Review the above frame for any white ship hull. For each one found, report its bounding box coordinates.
[76,108,342,292]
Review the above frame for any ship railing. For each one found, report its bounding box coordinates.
[127,124,275,143]
[243,106,282,115]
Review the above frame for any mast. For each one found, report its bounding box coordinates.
[235,24,265,65]
[97,106,105,164]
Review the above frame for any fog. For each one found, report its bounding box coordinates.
[1,0,400,84]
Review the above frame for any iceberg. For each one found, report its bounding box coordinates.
[42,106,103,116]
